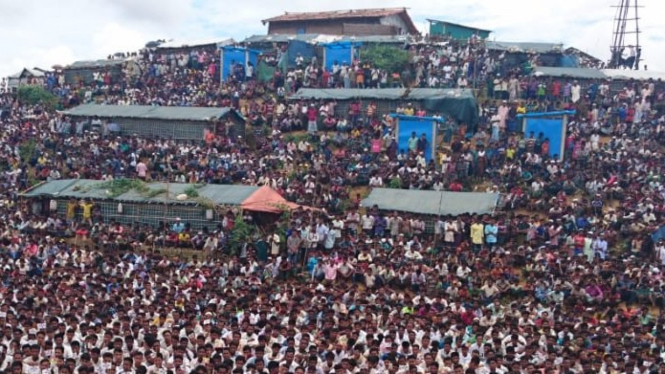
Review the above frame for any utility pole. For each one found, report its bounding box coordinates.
[608,0,643,70]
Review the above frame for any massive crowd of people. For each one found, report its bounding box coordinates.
[0,32,664,374]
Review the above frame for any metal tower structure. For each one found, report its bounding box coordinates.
[609,0,642,70]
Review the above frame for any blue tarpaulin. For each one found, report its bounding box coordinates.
[323,42,355,71]
[652,226,665,242]
[221,47,260,82]
[517,111,575,160]
[560,55,580,68]
[394,115,438,162]
[286,40,316,68]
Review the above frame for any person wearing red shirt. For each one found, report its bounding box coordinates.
[460,309,476,325]
[449,181,463,192]
[552,80,561,99]
[306,105,318,134]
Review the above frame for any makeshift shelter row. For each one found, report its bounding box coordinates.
[153,38,235,53]
[289,87,479,125]
[532,66,665,93]
[61,59,137,86]
[22,180,301,231]
[6,68,45,90]
[61,104,245,140]
[361,188,500,233]
[236,34,413,83]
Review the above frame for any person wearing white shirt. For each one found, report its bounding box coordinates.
[369,175,383,187]
[571,82,581,103]
[361,214,374,235]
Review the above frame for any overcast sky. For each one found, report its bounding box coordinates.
[1,0,663,78]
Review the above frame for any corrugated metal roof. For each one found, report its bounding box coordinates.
[243,34,410,44]
[426,19,492,33]
[243,34,321,44]
[60,180,115,200]
[362,188,499,216]
[344,35,411,43]
[290,88,405,100]
[21,179,260,206]
[9,68,46,79]
[22,180,78,197]
[65,59,127,69]
[156,38,235,49]
[531,67,665,81]
[263,8,408,23]
[62,104,243,122]
[117,182,190,203]
[262,7,419,35]
[564,47,603,64]
[198,185,259,205]
[532,67,607,80]
[407,88,476,100]
[485,41,563,54]
[289,88,474,100]
[602,69,665,81]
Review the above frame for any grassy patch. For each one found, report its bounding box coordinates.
[145,188,167,198]
[184,186,200,198]
[95,179,150,198]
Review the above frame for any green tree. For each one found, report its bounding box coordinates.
[361,45,410,74]
[226,218,256,255]
[17,85,59,110]
[18,139,38,162]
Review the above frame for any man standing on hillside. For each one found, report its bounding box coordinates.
[470,218,485,253]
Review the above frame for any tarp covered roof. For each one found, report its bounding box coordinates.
[602,69,665,81]
[290,88,405,100]
[290,88,474,100]
[62,104,244,122]
[242,34,411,45]
[485,41,563,54]
[362,188,500,216]
[531,67,665,81]
[290,88,478,124]
[22,179,259,206]
[156,38,235,49]
[532,67,607,80]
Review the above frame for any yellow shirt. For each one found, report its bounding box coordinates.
[66,202,77,219]
[470,223,485,245]
[80,203,93,219]
[506,148,516,160]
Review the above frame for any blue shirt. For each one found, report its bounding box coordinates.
[172,222,185,233]
[484,224,498,244]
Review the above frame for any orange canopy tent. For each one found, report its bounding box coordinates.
[240,186,305,213]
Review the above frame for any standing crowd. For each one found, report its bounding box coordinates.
[0,34,664,374]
